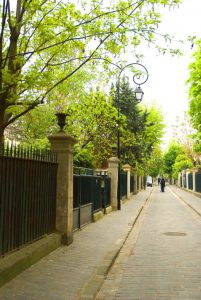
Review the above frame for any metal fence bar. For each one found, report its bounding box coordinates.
[120,172,127,199]
[188,173,193,190]
[195,172,201,193]
[0,149,58,256]
[103,177,111,208]
[1,142,57,162]
[130,175,134,193]
[73,167,111,229]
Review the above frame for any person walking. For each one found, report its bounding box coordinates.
[160,176,165,192]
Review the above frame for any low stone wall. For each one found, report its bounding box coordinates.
[0,233,61,288]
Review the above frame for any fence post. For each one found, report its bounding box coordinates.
[186,169,190,189]
[107,157,120,210]
[48,132,76,245]
[192,168,198,192]
[123,164,131,199]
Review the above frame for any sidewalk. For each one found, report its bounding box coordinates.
[169,185,201,216]
[0,189,151,300]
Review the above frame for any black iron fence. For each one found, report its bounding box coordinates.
[195,172,201,193]
[73,167,111,230]
[102,176,111,208]
[120,172,127,199]
[130,175,134,193]
[0,143,57,256]
[188,173,193,190]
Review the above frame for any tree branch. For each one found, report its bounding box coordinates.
[5,104,37,128]
[2,0,145,63]
[33,0,145,104]
[24,0,62,63]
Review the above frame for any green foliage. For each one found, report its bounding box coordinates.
[162,142,185,177]
[187,39,201,154]
[69,88,119,167]
[145,144,164,177]
[112,78,165,168]
[5,105,56,149]
[172,154,193,179]
[0,0,183,146]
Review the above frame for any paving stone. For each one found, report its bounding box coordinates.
[1,186,201,299]
[0,190,150,299]
[97,186,201,299]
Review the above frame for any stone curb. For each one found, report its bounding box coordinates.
[78,205,144,300]
[170,186,201,216]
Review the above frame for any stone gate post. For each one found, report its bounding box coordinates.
[107,157,120,210]
[123,164,131,199]
[48,132,76,245]
[192,168,198,193]
[186,169,190,190]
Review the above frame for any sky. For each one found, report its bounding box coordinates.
[139,0,201,147]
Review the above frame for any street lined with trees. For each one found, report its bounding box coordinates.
[0,0,200,178]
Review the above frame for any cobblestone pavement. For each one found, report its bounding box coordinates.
[96,185,201,300]
[0,189,151,300]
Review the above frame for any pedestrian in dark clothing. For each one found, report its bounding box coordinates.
[160,177,165,192]
[158,177,161,185]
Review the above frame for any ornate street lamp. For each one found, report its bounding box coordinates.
[117,62,149,210]
[134,85,144,103]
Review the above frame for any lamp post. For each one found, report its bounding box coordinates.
[116,62,149,210]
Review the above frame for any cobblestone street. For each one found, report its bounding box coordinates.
[96,186,201,300]
[1,186,201,299]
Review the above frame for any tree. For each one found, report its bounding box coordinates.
[112,78,165,167]
[5,87,119,167]
[70,88,119,167]
[172,112,200,165]
[5,105,56,149]
[145,144,164,178]
[162,142,184,178]
[187,39,201,154]
[0,0,182,147]
[172,154,193,179]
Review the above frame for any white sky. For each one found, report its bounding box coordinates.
[140,0,201,147]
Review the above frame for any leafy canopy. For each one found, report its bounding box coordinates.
[172,154,193,179]
[1,0,182,146]
[187,39,201,153]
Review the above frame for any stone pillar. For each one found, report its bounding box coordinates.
[107,157,120,210]
[192,168,198,192]
[134,169,138,194]
[181,170,186,188]
[123,164,131,199]
[186,169,190,190]
[48,132,76,245]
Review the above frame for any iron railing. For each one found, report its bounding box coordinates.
[0,144,57,256]
[73,167,111,230]
[195,172,201,193]
[102,177,111,208]
[188,173,193,190]
[130,175,134,193]
[120,172,127,199]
